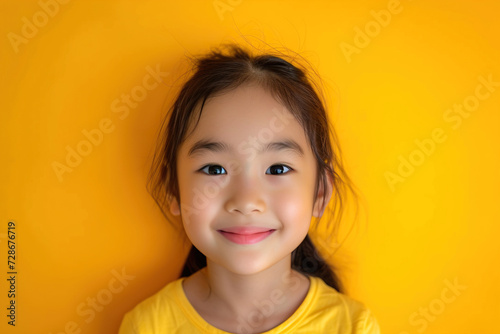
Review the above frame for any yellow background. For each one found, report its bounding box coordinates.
[1,0,499,333]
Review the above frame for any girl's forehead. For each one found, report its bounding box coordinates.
[185,85,305,143]
[179,84,309,157]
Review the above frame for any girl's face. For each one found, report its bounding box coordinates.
[170,83,330,275]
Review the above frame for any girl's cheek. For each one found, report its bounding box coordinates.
[275,179,315,215]
[273,188,303,215]
[185,179,225,213]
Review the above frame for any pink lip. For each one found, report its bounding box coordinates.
[218,227,276,245]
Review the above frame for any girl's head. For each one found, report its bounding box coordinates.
[148,44,356,291]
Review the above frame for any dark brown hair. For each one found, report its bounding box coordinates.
[148,44,358,293]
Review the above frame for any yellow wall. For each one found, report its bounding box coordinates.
[1,0,499,333]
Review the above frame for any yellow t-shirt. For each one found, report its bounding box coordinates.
[119,275,380,333]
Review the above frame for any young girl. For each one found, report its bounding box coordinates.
[119,44,380,333]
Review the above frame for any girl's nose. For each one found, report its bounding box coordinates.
[224,177,266,215]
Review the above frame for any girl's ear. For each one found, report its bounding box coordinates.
[169,196,181,216]
[312,172,334,218]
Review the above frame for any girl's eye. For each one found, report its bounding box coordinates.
[200,165,227,175]
[266,164,292,175]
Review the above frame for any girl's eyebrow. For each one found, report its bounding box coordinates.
[187,140,229,157]
[187,139,304,157]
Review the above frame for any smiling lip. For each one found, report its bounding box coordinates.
[217,227,276,245]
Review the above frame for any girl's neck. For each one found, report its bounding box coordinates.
[183,256,310,332]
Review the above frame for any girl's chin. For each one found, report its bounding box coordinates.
[207,256,289,277]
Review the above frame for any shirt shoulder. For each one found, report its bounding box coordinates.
[294,276,381,334]
[118,278,192,334]
[336,291,381,334]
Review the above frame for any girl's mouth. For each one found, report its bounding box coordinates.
[217,227,276,245]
